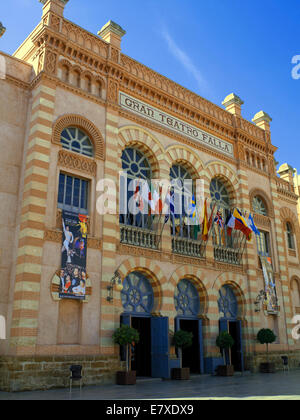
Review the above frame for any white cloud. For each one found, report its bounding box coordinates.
[161,28,211,97]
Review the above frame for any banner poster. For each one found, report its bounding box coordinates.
[260,256,279,315]
[59,211,88,301]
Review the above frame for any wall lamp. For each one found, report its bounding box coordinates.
[107,271,123,302]
[254,290,266,312]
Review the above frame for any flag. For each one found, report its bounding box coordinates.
[214,211,224,228]
[164,189,174,223]
[233,208,252,241]
[202,199,209,241]
[225,212,235,236]
[202,200,216,241]
[188,195,197,220]
[154,186,163,215]
[248,213,260,236]
[133,182,144,212]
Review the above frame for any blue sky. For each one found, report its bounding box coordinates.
[1,0,300,169]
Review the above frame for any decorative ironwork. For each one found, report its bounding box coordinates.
[210,178,230,209]
[253,196,267,216]
[172,236,205,259]
[61,127,94,157]
[175,279,200,317]
[121,272,154,314]
[218,285,238,320]
[120,224,158,249]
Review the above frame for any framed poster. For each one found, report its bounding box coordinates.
[59,211,88,301]
[260,256,279,315]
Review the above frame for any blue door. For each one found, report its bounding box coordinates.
[219,319,229,333]
[151,317,169,379]
[236,320,244,372]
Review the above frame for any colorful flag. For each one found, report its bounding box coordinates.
[248,213,260,236]
[225,212,235,237]
[133,182,144,212]
[214,211,224,228]
[202,199,209,241]
[202,200,216,241]
[233,208,252,241]
[188,195,197,220]
[164,189,174,223]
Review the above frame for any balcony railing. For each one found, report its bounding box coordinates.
[172,236,205,259]
[213,245,241,265]
[120,224,158,249]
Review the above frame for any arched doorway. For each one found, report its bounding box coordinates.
[218,285,244,371]
[120,271,169,378]
[174,279,204,374]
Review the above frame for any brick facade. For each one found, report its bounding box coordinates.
[1,0,300,391]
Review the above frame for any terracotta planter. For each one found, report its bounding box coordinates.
[171,367,190,380]
[260,362,275,373]
[216,365,235,376]
[116,371,136,385]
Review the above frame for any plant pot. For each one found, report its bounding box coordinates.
[116,371,136,385]
[171,367,190,380]
[216,365,235,376]
[259,362,275,373]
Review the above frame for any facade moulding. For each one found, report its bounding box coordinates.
[22,24,275,155]
[117,243,246,274]
[118,108,239,167]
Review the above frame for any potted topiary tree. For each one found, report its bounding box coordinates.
[113,324,140,385]
[171,330,193,380]
[216,331,235,376]
[257,328,277,373]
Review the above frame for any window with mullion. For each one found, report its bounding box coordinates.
[256,231,270,257]
[287,223,295,250]
[58,172,89,215]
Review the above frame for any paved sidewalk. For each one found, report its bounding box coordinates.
[1,371,300,400]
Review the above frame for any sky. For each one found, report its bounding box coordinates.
[1,0,300,170]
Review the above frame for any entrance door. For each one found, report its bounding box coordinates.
[131,317,151,377]
[151,317,169,379]
[179,319,200,374]
[219,319,244,371]
[175,318,204,374]
[229,320,244,372]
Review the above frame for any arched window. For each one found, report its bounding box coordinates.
[121,147,152,180]
[95,80,102,98]
[174,279,200,317]
[120,147,152,229]
[121,271,154,314]
[252,196,267,216]
[84,75,92,93]
[218,285,238,320]
[73,70,81,88]
[61,65,69,83]
[170,164,193,239]
[287,222,295,250]
[60,127,94,157]
[210,178,230,209]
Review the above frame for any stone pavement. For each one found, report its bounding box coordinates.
[0,370,300,400]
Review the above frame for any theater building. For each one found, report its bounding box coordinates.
[1,0,300,391]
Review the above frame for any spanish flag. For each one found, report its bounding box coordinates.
[202,199,209,241]
[233,209,252,241]
[202,200,216,241]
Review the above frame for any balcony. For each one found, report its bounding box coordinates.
[120,224,158,249]
[213,245,242,265]
[172,236,205,259]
